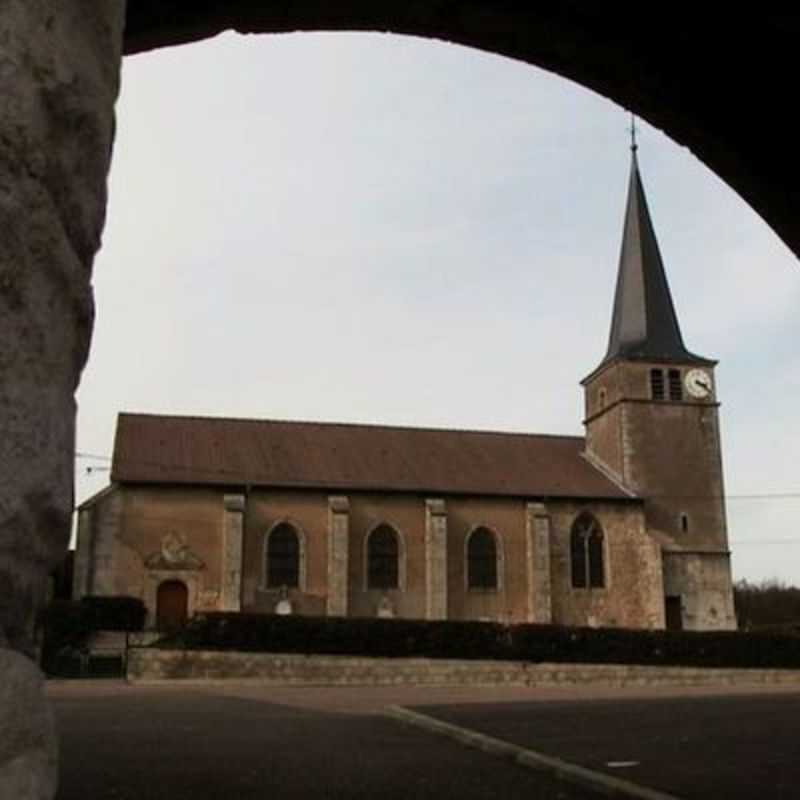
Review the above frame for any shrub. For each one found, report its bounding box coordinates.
[154,612,800,670]
[38,595,146,677]
[80,595,146,632]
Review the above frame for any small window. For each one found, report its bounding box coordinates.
[668,369,682,401]
[571,513,605,589]
[650,369,665,400]
[467,527,498,590]
[367,525,399,590]
[598,388,607,409]
[266,523,300,588]
[680,512,689,533]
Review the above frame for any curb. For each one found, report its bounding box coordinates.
[384,705,682,800]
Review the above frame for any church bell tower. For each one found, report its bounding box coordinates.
[582,138,736,631]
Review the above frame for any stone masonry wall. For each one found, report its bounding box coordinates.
[128,648,800,689]
[663,552,736,631]
[549,500,664,629]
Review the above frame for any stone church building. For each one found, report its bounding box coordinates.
[73,149,736,633]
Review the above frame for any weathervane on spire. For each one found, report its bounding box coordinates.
[629,114,639,153]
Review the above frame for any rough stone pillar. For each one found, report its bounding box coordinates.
[0,2,126,797]
[327,496,350,616]
[425,499,448,620]
[526,502,552,623]
[221,495,245,611]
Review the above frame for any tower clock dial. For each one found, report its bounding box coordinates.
[684,368,713,399]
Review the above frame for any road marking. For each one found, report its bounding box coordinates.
[385,705,682,800]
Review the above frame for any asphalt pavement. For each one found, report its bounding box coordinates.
[49,681,800,800]
[415,691,800,800]
[50,682,602,800]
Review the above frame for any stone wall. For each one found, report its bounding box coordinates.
[79,484,670,631]
[242,489,329,616]
[128,648,800,689]
[549,501,664,629]
[663,552,736,631]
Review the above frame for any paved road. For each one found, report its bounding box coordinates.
[50,682,603,800]
[417,691,800,800]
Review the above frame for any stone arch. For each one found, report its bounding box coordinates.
[122,6,800,259]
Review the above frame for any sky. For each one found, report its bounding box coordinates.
[75,31,800,585]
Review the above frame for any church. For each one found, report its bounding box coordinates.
[73,147,737,633]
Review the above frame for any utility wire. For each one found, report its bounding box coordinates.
[75,451,112,461]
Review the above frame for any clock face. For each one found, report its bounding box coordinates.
[684,368,713,399]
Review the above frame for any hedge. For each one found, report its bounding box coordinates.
[79,595,147,632]
[155,612,800,669]
[39,595,146,677]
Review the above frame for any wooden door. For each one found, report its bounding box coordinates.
[156,580,188,631]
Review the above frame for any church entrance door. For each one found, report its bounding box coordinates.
[157,579,188,631]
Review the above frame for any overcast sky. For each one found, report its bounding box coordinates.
[75,31,800,585]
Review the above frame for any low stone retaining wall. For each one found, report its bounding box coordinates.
[127,648,800,687]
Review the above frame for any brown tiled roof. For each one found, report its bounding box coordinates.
[111,413,634,500]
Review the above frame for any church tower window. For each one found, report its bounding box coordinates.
[668,369,683,401]
[266,522,300,588]
[650,369,665,400]
[571,513,605,589]
[367,524,400,590]
[467,527,499,590]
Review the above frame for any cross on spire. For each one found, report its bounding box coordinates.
[629,114,638,153]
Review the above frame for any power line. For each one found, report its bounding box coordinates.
[731,540,800,546]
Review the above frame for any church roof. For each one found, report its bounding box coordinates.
[111,413,634,501]
[598,148,713,370]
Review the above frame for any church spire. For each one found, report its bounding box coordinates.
[600,141,710,367]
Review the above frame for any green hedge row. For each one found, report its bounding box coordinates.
[156,612,800,669]
[39,596,146,636]
[39,596,146,677]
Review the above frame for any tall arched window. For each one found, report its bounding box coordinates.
[570,513,605,589]
[467,527,498,589]
[266,522,300,588]
[367,525,399,590]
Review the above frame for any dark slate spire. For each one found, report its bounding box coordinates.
[600,142,711,367]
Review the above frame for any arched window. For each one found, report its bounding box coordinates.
[367,525,399,590]
[266,522,300,588]
[467,527,498,589]
[570,513,605,589]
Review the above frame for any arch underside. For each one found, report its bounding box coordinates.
[123,3,800,261]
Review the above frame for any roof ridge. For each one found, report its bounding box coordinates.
[117,411,585,442]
